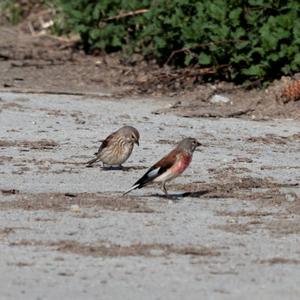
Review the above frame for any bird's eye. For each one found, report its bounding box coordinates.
[131,135,136,140]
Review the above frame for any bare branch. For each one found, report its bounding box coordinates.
[103,9,149,22]
[165,39,246,65]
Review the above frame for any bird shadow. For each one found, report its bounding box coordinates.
[85,164,122,170]
[148,189,211,201]
[120,166,147,171]
[86,165,146,171]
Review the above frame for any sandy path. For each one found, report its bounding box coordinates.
[0,92,300,299]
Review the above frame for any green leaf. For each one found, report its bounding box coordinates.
[248,0,266,6]
[231,54,248,64]
[292,53,300,67]
[242,65,265,77]
[281,65,291,74]
[198,52,211,65]
[235,40,250,50]
[184,53,193,65]
[229,7,242,25]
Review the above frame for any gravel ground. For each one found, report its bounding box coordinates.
[0,92,300,300]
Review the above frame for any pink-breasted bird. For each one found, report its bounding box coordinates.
[123,137,201,196]
[86,126,140,168]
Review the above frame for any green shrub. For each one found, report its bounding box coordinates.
[0,0,23,24]
[58,0,300,83]
[0,0,55,25]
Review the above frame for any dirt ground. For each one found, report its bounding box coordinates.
[1,91,300,299]
[0,26,300,120]
[0,24,300,299]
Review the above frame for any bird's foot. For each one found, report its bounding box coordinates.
[120,165,130,171]
[102,164,124,171]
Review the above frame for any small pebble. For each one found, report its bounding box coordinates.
[210,94,230,104]
[70,204,81,213]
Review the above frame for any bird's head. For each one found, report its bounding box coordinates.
[178,137,201,154]
[121,126,140,146]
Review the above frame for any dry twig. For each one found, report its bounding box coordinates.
[165,39,245,65]
[103,9,149,22]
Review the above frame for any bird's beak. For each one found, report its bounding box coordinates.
[196,141,202,147]
[135,140,139,146]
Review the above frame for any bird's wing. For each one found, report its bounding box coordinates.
[87,132,116,166]
[95,132,115,155]
[125,149,178,194]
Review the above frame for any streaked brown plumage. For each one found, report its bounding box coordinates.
[86,126,140,168]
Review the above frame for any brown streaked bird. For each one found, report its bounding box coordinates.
[123,137,201,196]
[86,126,140,168]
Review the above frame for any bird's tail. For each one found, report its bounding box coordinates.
[122,183,141,196]
[86,157,98,167]
[122,170,153,196]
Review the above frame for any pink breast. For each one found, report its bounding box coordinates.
[171,154,192,175]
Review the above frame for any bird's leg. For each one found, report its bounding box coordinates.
[162,182,170,198]
[162,182,179,201]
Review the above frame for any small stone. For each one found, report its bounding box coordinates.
[210,94,230,104]
[70,204,81,213]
